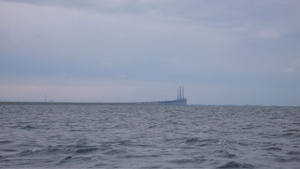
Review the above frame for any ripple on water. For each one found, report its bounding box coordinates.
[213,150,237,159]
[0,140,13,144]
[185,137,219,146]
[275,156,300,163]
[56,156,73,165]
[103,149,127,155]
[282,132,300,138]
[21,125,35,130]
[18,148,41,157]
[56,156,94,166]
[15,145,73,158]
[168,158,206,165]
[118,139,134,146]
[185,137,199,143]
[287,151,300,155]
[75,147,99,154]
[217,161,254,168]
[263,146,282,151]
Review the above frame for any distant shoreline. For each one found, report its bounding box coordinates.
[0,102,297,107]
[0,101,164,106]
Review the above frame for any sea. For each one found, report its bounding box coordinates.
[0,103,300,168]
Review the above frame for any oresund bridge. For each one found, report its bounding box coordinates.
[0,86,187,106]
[157,86,187,105]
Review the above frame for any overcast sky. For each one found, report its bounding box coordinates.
[1,0,300,105]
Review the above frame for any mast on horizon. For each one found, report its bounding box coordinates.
[177,86,185,100]
[177,86,179,99]
[182,86,184,98]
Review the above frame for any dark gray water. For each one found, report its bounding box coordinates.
[0,104,300,168]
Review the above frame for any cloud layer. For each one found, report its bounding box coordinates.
[1,0,300,105]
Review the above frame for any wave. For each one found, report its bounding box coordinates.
[287,151,300,155]
[217,161,254,168]
[168,158,206,164]
[18,148,41,157]
[56,155,72,165]
[185,137,220,146]
[185,137,199,143]
[16,145,72,158]
[0,140,13,144]
[103,149,127,155]
[22,125,35,130]
[213,150,237,159]
[263,146,282,151]
[275,157,300,163]
[75,148,99,154]
[55,153,95,166]
[281,132,300,138]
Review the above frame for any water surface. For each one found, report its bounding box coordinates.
[0,104,299,168]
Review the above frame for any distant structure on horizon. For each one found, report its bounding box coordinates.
[0,86,187,106]
[158,86,187,105]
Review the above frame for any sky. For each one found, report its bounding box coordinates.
[0,0,300,105]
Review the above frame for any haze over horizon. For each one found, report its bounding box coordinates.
[1,0,300,106]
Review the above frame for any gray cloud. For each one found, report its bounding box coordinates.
[0,0,300,105]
